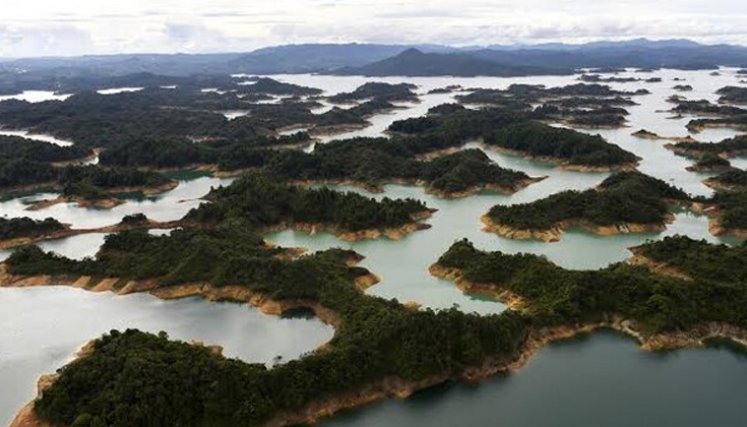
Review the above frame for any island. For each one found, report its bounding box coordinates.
[6,233,747,427]
[483,122,640,171]
[686,154,733,172]
[185,172,435,241]
[481,171,689,241]
[703,169,747,191]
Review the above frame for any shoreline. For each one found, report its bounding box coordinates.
[259,210,436,242]
[0,219,189,250]
[8,261,747,427]
[630,129,699,143]
[2,257,377,427]
[293,175,546,199]
[480,214,670,242]
[23,180,179,211]
[482,144,639,173]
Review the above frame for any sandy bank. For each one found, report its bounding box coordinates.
[480,214,670,242]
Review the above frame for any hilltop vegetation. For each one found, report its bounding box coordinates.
[484,122,638,168]
[185,172,430,233]
[0,217,66,242]
[484,172,688,239]
[7,226,526,427]
[435,237,747,329]
[9,230,747,426]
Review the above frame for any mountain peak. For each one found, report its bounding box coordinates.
[399,48,425,56]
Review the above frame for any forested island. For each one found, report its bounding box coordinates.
[432,237,747,334]
[1,163,177,210]
[703,169,747,191]
[667,135,747,160]
[186,172,434,240]
[483,122,639,170]
[5,232,747,427]
[0,217,67,249]
[481,172,689,241]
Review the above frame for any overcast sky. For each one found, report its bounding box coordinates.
[2,0,747,57]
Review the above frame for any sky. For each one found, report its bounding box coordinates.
[1,0,747,57]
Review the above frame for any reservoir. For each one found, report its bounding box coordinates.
[2,68,746,425]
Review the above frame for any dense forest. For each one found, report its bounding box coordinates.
[716,86,747,105]
[668,135,747,158]
[483,122,639,167]
[706,169,747,190]
[435,237,747,329]
[0,162,174,202]
[0,217,66,241]
[327,82,418,103]
[184,172,429,232]
[710,189,747,230]
[58,165,173,200]
[485,172,689,231]
[0,79,369,147]
[6,228,527,426]
[0,135,93,163]
[635,236,747,284]
[7,230,747,425]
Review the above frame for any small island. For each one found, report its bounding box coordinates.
[686,154,733,172]
[703,169,747,191]
[481,172,689,241]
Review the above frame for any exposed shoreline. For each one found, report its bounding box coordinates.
[630,129,699,143]
[292,175,546,199]
[8,260,747,427]
[480,214,671,242]
[483,144,640,173]
[259,210,436,242]
[23,180,179,211]
[0,219,189,250]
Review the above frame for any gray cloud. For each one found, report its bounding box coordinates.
[0,1,746,57]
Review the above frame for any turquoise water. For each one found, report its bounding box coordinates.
[1,68,747,425]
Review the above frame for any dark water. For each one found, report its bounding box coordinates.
[322,331,747,427]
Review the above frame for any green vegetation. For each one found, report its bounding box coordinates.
[0,216,65,241]
[185,172,429,232]
[671,99,746,116]
[707,169,747,190]
[7,227,526,426]
[635,236,747,284]
[687,154,732,172]
[486,172,688,231]
[669,135,747,158]
[716,86,747,104]
[435,237,747,329]
[328,82,418,103]
[0,135,93,163]
[263,141,534,196]
[484,121,639,167]
[240,77,323,96]
[0,159,57,188]
[710,190,747,230]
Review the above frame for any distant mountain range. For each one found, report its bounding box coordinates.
[1,39,747,78]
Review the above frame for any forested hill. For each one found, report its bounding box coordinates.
[3,39,747,79]
[331,49,572,77]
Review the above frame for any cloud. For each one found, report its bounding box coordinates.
[0,1,745,57]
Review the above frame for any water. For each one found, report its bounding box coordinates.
[0,91,71,103]
[321,331,747,427]
[2,69,747,426]
[0,287,334,425]
[96,87,144,95]
[0,129,74,146]
[0,174,233,229]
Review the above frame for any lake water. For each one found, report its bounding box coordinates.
[1,68,747,425]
